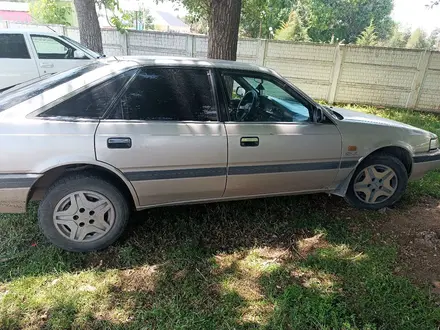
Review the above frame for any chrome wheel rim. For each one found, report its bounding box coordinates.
[53,191,115,242]
[354,165,398,205]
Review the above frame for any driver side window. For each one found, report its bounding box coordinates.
[31,35,75,60]
[221,73,310,123]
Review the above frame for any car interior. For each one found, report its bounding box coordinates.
[224,75,311,123]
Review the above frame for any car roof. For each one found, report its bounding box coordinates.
[0,29,59,37]
[114,56,276,74]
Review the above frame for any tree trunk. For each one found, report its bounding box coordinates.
[73,0,103,54]
[208,0,242,60]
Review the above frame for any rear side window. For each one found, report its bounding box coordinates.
[0,34,30,59]
[0,62,105,112]
[109,68,217,121]
[39,70,135,119]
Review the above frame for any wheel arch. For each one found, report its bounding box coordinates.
[333,145,413,197]
[27,162,139,209]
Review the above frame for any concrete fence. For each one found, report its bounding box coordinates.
[2,21,440,111]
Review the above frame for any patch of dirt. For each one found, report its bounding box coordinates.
[118,265,159,292]
[379,197,440,289]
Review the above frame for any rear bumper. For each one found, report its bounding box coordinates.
[0,174,41,213]
[411,150,440,180]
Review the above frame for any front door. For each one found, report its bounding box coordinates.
[95,67,227,207]
[218,71,343,198]
[29,34,91,77]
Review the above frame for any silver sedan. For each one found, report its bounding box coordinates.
[1,56,439,252]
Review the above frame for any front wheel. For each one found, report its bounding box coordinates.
[38,174,130,252]
[345,154,408,210]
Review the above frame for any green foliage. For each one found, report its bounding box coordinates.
[120,9,154,30]
[274,10,310,42]
[356,20,378,46]
[406,28,430,49]
[183,14,209,34]
[383,24,411,48]
[303,0,393,43]
[240,0,295,38]
[29,0,71,25]
[98,0,154,33]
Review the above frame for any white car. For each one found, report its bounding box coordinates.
[0,29,102,91]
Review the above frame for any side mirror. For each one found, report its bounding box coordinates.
[313,107,325,123]
[73,50,86,59]
[236,86,245,97]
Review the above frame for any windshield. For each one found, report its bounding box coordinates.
[60,36,101,58]
[0,62,106,111]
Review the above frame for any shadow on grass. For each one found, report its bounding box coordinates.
[1,194,439,329]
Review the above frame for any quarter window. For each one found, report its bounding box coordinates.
[0,34,30,59]
[31,35,77,60]
[109,68,217,121]
[39,70,135,119]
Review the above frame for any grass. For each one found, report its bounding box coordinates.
[1,104,440,329]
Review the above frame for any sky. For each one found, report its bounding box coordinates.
[392,0,440,33]
[128,0,440,33]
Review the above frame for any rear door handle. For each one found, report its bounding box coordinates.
[40,62,54,68]
[240,137,259,147]
[107,137,132,149]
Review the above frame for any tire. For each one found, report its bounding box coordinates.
[345,154,408,210]
[38,173,130,252]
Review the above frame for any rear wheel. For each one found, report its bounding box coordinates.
[345,154,408,210]
[38,174,130,252]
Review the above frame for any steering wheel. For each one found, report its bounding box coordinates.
[236,90,258,121]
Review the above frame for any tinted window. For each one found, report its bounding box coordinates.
[39,70,135,119]
[0,34,30,59]
[31,35,76,60]
[0,62,105,112]
[110,68,217,121]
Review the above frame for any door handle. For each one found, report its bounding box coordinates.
[40,62,54,68]
[107,137,132,149]
[240,137,259,147]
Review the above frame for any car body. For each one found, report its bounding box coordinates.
[1,56,439,252]
[0,29,101,91]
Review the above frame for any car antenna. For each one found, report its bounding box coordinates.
[26,13,57,33]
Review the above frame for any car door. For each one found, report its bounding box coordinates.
[95,67,228,207]
[218,70,343,198]
[0,33,39,91]
[29,34,91,76]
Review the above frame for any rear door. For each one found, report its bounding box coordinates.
[29,34,92,76]
[95,67,227,207]
[0,33,39,90]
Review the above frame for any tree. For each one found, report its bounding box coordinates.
[406,28,430,49]
[184,14,209,34]
[240,0,295,38]
[303,0,393,43]
[115,9,154,30]
[384,24,411,48]
[274,10,310,42]
[356,20,378,46]
[428,28,440,50]
[73,0,103,54]
[169,0,242,60]
[208,0,242,60]
[30,0,71,25]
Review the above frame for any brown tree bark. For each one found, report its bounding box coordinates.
[73,0,103,54]
[207,0,242,61]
